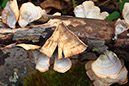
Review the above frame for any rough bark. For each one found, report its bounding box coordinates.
[0,16,129,48]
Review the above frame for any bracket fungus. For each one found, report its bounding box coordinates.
[40,23,87,59]
[2,0,19,28]
[112,3,129,40]
[18,2,43,27]
[113,19,128,40]
[53,53,72,73]
[17,44,41,50]
[74,1,109,20]
[123,3,129,25]
[16,44,72,73]
[85,50,128,86]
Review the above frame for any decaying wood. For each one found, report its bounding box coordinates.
[0,16,129,48]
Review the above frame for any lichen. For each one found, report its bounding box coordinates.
[23,61,92,86]
[0,82,8,86]
[9,72,19,83]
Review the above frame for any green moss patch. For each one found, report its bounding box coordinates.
[23,61,92,86]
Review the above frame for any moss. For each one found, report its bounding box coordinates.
[23,70,46,86]
[0,82,8,86]
[23,61,92,86]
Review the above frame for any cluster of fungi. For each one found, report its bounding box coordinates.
[1,0,129,86]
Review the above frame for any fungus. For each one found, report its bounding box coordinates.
[40,22,87,59]
[53,53,72,73]
[74,1,109,20]
[123,3,129,25]
[85,50,128,86]
[18,2,43,27]
[2,0,19,28]
[113,19,128,40]
[17,44,40,50]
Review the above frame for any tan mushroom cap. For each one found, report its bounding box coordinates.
[17,44,40,50]
[2,0,19,28]
[74,1,109,20]
[40,22,87,59]
[85,51,128,86]
[53,53,72,73]
[18,2,43,27]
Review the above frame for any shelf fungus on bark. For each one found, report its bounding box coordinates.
[74,1,108,20]
[85,50,128,86]
[27,50,50,72]
[112,3,129,40]
[27,50,72,73]
[123,3,129,25]
[1,0,19,28]
[18,2,43,27]
[53,53,72,73]
[40,22,87,59]
[113,19,129,40]
[17,44,41,50]
[16,43,72,73]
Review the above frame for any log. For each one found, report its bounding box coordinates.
[0,16,129,48]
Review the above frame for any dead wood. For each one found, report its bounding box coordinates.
[0,16,129,48]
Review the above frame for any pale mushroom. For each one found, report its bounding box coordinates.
[53,53,72,73]
[35,52,50,72]
[113,19,128,40]
[74,1,109,20]
[2,0,19,28]
[18,2,43,27]
[53,12,61,16]
[27,50,50,72]
[123,3,129,25]
[17,44,40,50]
[85,50,128,86]
[40,23,87,59]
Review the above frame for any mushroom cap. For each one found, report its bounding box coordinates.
[74,5,85,18]
[40,23,87,59]
[17,44,40,50]
[92,50,122,79]
[123,3,129,25]
[35,53,50,72]
[2,0,19,28]
[74,1,108,20]
[18,2,42,27]
[85,57,128,86]
[53,53,72,73]
[114,19,128,36]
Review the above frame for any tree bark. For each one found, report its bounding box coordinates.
[0,16,129,48]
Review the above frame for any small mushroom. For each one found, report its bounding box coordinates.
[2,0,19,28]
[35,52,50,72]
[74,1,108,20]
[40,22,87,59]
[85,50,128,86]
[28,50,50,72]
[18,2,43,27]
[123,3,129,25]
[17,44,40,50]
[112,19,128,40]
[28,50,72,73]
[53,53,72,73]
